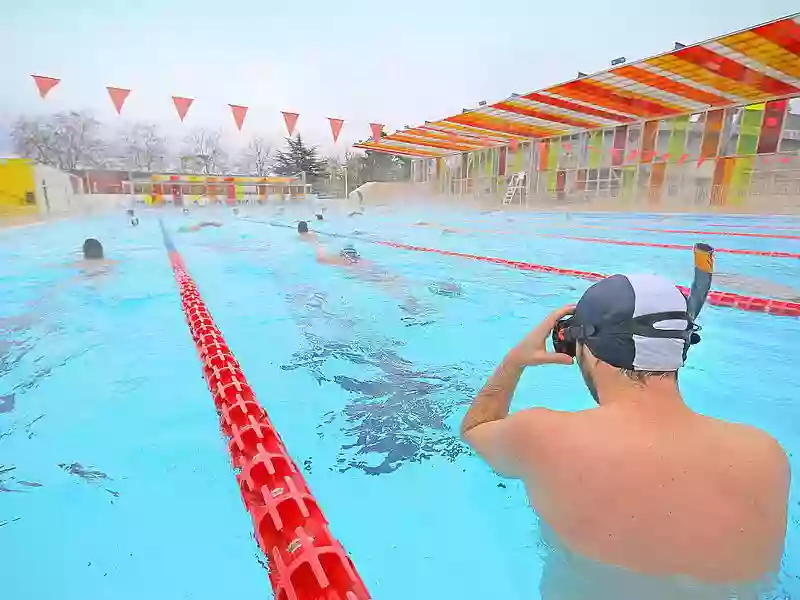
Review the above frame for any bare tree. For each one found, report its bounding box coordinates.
[182,128,228,174]
[238,136,271,176]
[10,110,108,170]
[117,122,168,172]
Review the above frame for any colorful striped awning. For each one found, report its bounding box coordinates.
[354,13,800,157]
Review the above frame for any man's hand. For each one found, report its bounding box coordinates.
[506,305,576,367]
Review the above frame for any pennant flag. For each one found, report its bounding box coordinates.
[780,156,791,165]
[697,156,708,168]
[510,139,519,152]
[172,96,194,122]
[229,105,248,131]
[563,142,573,153]
[106,87,131,114]
[282,112,300,136]
[31,75,60,99]
[370,123,384,143]
[677,153,689,165]
[626,150,639,162]
[328,118,344,143]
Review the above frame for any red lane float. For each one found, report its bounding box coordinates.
[631,227,800,241]
[409,223,800,259]
[165,250,370,600]
[542,234,800,259]
[376,241,800,318]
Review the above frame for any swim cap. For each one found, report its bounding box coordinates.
[297,221,309,234]
[340,245,360,263]
[83,238,104,260]
[571,274,695,371]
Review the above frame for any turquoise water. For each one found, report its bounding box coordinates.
[1,205,799,599]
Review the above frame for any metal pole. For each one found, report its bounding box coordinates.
[343,166,348,199]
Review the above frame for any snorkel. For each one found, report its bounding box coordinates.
[687,242,714,320]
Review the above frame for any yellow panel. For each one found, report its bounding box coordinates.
[0,158,36,210]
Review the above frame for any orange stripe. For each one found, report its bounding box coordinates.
[646,55,765,101]
[353,143,444,158]
[612,65,731,106]
[409,128,497,147]
[388,134,477,151]
[492,100,603,129]
[429,122,526,142]
[549,80,681,117]
[446,114,563,138]
[718,30,800,80]
[523,92,633,123]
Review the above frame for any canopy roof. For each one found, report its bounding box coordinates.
[354,14,800,157]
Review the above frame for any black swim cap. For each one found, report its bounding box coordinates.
[83,238,104,260]
[297,221,309,234]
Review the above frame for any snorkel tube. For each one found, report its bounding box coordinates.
[687,242,715,319]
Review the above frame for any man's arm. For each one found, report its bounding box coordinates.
[461,305,575,477]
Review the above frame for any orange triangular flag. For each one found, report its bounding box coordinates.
[229,105,248,131]
[106,87,131,114]
[32,75,60,99]
[370,123,384,143]
[172,96,194,122]
[328,118,344,143]
[282,112,299,136]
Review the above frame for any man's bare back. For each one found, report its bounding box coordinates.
[461,274,789,598]
[511,405,788,583]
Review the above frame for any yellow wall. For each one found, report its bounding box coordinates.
[0,159,38,216]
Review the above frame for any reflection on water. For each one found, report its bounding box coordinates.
[282,287,472,474]
[59,462,119,498]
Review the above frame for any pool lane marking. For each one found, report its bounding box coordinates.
[407,223,800,259]
[242,218,800,318]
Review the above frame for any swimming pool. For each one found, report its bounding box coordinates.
[2,203,799,599]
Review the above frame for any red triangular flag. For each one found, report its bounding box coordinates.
[172,96,194,122]
[678,153,689,165]
[328,118,344,143]
[31,75,60,99]
[282,112,299,136]
[370,123,384,143]
[229,105,248,131]
[106,87,131,114]
[626,150,639,161]
[697,156,708,168]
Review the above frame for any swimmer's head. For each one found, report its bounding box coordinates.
[182,208,189,215]
[297,221,309,234]
[82,238,104,260]
[340,245,360,264]
[315,213,324,221]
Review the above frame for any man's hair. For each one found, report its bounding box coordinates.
[619,369,678,384]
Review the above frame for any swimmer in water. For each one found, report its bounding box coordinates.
[315,213,324,221]
[177,221,223,233]
[297,221,318,243]
[70,238,118,277]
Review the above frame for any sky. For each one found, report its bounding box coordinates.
[0,0,798,157]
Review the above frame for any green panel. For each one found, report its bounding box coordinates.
[737,103,764,156]
[548,139,560,171]
[667,115,689,163]
[588,132,602,169]
[730,156,754,205]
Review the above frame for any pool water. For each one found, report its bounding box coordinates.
[1,204,799,599]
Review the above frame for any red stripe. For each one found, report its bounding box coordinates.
[377,241,800,317]
[753,19,800,56]
[522,92,634,123]
[492,101,601,129]
[550,80,680,118]
[675,45,800,97]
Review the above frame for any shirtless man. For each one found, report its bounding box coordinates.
[462,274,788,598]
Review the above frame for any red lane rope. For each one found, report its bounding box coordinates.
[165,250,370,600]
[375,241,800,318]
[539,234,800,259]
[631,227,800,241]
[410,223,800,259]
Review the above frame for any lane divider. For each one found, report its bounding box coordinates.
[409,223,800,259]
[160,221,370,600]
[631,227,800,241]
[374,241,800,318]
[242,219,800,318]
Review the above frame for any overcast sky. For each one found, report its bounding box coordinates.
[0,0,797,156]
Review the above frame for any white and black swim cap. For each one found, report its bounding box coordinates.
[573,274,694,372]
